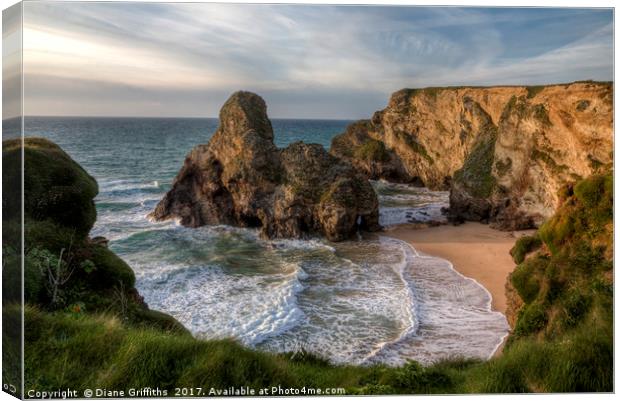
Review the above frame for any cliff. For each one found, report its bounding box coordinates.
[150,91,380,241]
[330,81,613,229]
[2,137,186,333]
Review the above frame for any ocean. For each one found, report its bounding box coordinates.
[24,116,509,366]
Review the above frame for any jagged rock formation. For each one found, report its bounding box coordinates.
[330,81,613,229]
[150,91,380,241]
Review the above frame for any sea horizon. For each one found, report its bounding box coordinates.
[5,115,357,122]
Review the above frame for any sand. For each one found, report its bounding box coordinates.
[385,222,535,314]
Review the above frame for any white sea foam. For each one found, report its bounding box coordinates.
[98,178,162,192]
[365,238,510,366]
[133,259,308,346]
[94,177,507,367]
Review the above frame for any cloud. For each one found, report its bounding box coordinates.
[21,3,613,118]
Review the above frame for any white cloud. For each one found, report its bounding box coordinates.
[21,3,613,118]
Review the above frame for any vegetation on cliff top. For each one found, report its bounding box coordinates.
[4,138,613,394]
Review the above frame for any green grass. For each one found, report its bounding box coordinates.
[16,300,613,395]
[19,305,458,395]
[3,138,99,237]
[511,173,612,346]
[6,139,613,395]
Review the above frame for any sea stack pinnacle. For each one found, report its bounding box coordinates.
[150,91,380,241]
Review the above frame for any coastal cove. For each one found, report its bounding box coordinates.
[5,0,613,390]
[24,115,512,366]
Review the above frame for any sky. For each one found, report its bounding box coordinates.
[16,2,614,119]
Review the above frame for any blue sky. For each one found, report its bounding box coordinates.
[22,3,613,119]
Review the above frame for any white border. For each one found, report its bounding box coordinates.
[0,1,617,401]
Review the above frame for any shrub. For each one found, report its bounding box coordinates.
[510,234,542,264]
[453,126,497,198]
[514,303,548,336]
[510,256,544,303]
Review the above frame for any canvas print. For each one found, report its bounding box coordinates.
[1,1,614,397]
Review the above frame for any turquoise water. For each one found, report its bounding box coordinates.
[25,117,509,365]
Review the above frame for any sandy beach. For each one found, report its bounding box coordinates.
[385,222,535,314]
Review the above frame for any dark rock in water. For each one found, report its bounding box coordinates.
[150,91,381,241]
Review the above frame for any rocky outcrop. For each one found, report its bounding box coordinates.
[150,91,380,241]
[330,82,613,229]
[2,137,187,333]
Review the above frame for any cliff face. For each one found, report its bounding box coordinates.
[151,91,380,241]
[330,82,613,229]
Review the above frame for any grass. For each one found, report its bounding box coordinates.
[15,299,613,394]
[510,173,612,346]
[5,138,613,395]
[19,305,455,395]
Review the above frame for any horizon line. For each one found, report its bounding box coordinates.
[3,115,358,122]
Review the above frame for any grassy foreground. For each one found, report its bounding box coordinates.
[3,138,613,395]
[9,301,612,394]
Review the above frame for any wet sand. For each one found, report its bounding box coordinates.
[385,222,535,314]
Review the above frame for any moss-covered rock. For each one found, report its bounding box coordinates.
[3,137,98,238]
[86,245,136,289]
[3,137,185,338]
